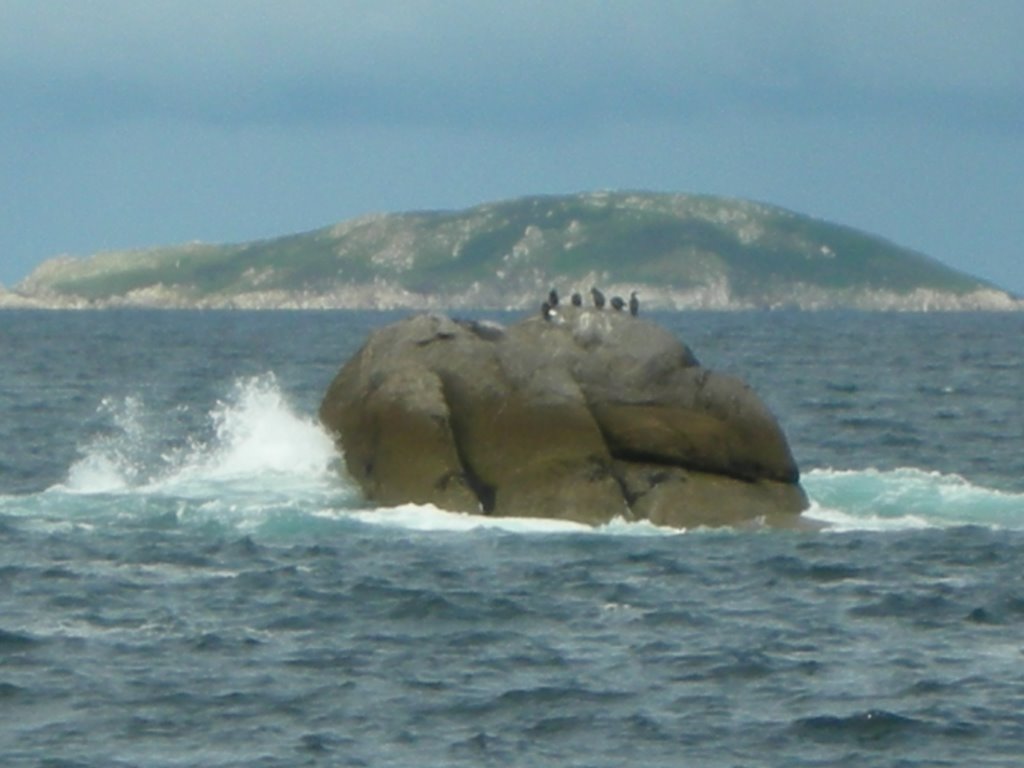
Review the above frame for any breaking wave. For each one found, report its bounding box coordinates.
[61,373,340,497]
[802,467,1024,532]
[2,376,1019,537]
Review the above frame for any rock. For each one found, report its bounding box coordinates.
[614,462,810,529]
[319,307,808,528]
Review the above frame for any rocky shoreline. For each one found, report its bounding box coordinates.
[2,281,1020,312]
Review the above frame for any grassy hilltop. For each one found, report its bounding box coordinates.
[13,191,1015,310]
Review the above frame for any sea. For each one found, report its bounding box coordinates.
[1,309,1023,767]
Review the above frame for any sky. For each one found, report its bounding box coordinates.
[2,1,1022,294]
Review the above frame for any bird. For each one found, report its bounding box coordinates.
[590,287,606,309]
[610,296,625,311]
[571,292,582,307]
[541,301,554,321]
[548,288,559,307]
[629,291,639,317]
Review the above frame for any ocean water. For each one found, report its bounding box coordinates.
[1,309,1023,767]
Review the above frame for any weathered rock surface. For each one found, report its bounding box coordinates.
[319,308,809,528]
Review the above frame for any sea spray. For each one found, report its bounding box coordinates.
[37,375,351,533]
[173,373,339,484]
[26,379,1024,537]
[63,395,151,493]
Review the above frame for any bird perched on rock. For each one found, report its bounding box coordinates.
[571,292,582,307]
[548,288,559,307]
[590,287,606,309]
[629,291,639,317]
[610,296,625,311]
[541,301,554,321]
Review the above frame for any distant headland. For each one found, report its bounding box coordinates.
[2,191,1020,311]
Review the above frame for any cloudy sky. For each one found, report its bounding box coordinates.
[2,1,1022,293]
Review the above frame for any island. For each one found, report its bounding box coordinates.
[5,191,1019,311]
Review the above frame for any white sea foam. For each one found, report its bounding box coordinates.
[36,384,1024,537]
[63,452,133,494]
[341,467,1023,536]
[165,374,339,491]
[801,499,934,533]
[63,396,149,493]
[333,505,685,536]
[58,374,343,505]
[803,467,1024,531]
[342,504,597,534]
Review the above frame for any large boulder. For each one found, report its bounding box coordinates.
[319,308,808,528]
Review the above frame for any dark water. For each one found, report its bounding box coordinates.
[2,310,1023,767]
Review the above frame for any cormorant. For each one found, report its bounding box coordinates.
[590,287,606,309]
[548,288,559,307]
[629,291,639,317]
[571,292,582,307]
[610,296,625,311]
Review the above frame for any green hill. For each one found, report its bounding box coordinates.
[13,191,1016,310]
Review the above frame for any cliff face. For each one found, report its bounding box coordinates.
[319,308,809,529]
[11,191,1021,311]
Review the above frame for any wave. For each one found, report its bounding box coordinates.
[337,505,684,536]
[6,375,352,534]
[802,467,1024,532]
[60,374,340,497]
[3,377,1021,536]
[339,468,1024,534]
